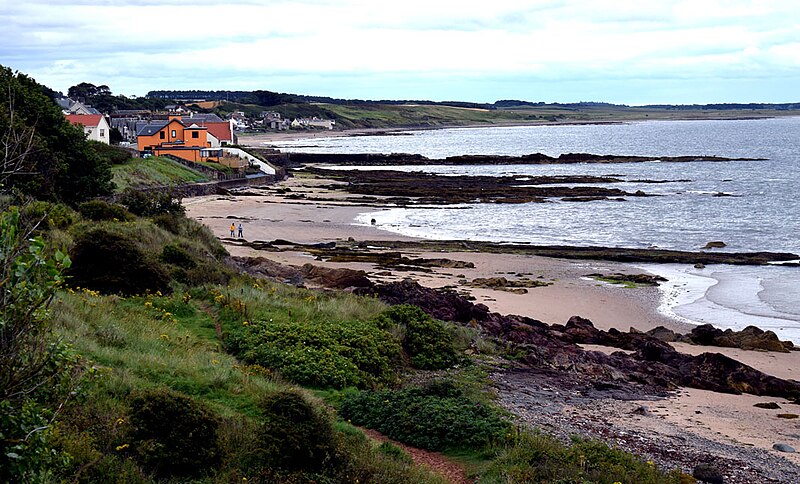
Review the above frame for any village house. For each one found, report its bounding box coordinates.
[180,114,237,146]
[291,116,335,130]
[57,97,101,115]
[66,114,111,144]
[136,115,222,163]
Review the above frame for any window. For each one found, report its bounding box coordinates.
[171,130,177,138]
[160,132,165,139]
[191,131,199,139]
[100,129,105,137]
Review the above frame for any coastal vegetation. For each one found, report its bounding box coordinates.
[0,199,691,482]
[6,66,794,482]
[149,88,800,131]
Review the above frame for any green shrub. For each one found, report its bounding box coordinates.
[21,200,76,230]
[160,243,196,268]
[256,390,337,472]
[374,304,459,370]
[78,200,132,221]
[152,212,227,259]
[119,188,184,217]
[88,140,133,165]
[339,380,512,451]
[66,228,171,295]
[482,431,681,484]
[127,388,221,479]
[227,318,401,389]
[377,441,413,464]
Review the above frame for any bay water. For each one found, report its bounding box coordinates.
[269,118,800,342]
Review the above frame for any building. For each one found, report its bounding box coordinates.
[66,114,111,144]
[180,115,236,146]
[136,116,222,162]
[57,97,101,115]
[291,116,335,130]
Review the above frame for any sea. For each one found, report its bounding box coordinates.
[267,117,800,343]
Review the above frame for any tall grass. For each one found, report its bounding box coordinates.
[111,156,208,192]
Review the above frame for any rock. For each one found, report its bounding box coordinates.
[754,402,782,409]
[689,324,722,345]
[773,443,796,453]
[689,324,792,352]
[587,272,667,286]
[693,463,725,484]
[632,405,650,415]
[777,413,799,419]
[299,264,373,290]
[703,241,727,249]
[694,262,706,269]
[646,325,680,342]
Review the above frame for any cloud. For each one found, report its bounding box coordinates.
[1,0,799,102]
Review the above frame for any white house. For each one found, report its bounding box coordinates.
[66,114,111,144]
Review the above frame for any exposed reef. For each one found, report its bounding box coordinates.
[261,151,764,167]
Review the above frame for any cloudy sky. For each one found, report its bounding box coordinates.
[2,0,799,104]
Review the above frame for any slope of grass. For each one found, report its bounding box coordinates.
[111,156,209,192]
[40,211,688,483]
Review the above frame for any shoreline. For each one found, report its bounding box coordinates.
[238,113,800,146]
[183,185,692,334]
[183,175,800,481]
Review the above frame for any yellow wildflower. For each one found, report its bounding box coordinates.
[115,443,129,451]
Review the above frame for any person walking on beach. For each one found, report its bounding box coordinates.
[230,222,235,237]
[237,223,243,238]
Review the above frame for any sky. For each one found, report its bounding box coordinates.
[1,0,799,105]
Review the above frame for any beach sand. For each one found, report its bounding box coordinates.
[184,174,800,476]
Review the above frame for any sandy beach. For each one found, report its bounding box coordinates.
[184,173,800,481]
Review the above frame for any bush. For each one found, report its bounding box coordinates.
[256,390,337,472]
[152,212,227,259]
[483,432,681,484]
[227,318,401,389]
[21,200,76,230]
[78,200,132,221]
[374,304,459,370]
[66,228,171,295]
[339,380,511,451]
[88,140,132,165]
[119,188,184,217]
[160,243,196,269]
[127,388,221,479]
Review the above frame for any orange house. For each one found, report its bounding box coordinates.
[137,116,222,162]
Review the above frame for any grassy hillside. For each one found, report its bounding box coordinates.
[214,99,798,132]
[3,198,688,483]
[111,156,210,192]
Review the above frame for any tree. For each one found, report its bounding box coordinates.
[1,65,114,204]
[0,206,78,481]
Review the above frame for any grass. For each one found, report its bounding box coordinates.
[111,156,209,191]
[38,211,689,483]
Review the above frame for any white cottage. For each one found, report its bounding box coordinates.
[66,114,111,144]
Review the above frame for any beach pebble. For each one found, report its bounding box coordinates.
[772,443,796,453]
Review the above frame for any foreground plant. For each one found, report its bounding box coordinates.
[0,206,79,481]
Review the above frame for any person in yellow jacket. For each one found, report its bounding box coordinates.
[229,222,235,237]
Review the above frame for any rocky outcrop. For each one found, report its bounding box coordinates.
[466,276,551,293]
[271,151,762,167]
[298,264,373,290]
[363,280,800,401]
[586,272,668,286]
[687,324,794,352]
